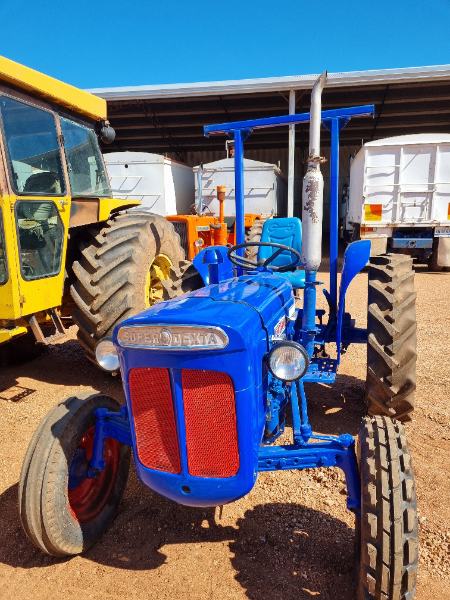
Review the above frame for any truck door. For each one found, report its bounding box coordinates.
[0,95,70,318]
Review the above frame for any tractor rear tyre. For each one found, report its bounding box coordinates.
[356,416,418,600]
[366,254,417,422]
[19,391,130,556]
[160,260,204,300]
[245,219,264,262]
[71,213,196,364]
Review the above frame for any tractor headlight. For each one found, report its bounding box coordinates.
[95,337,119,372]
[268,341,309,382]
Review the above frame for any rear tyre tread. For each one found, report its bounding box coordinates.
[70,213,186,364]
[366,253,417,421]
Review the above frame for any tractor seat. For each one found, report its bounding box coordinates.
[257,218,305,289]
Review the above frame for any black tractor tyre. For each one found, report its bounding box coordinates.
[161,260,204,300]
[244,219,265,262]
[366,254,417,422]
[70,212,189,363]
[19,391,130,556]
[355,416,418,600]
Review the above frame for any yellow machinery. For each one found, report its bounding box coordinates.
[0,56,194,365]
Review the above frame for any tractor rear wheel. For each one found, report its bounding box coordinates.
[71,212,195,364]
[245,219,264,262]
[356,416,418,600]
[19,391,130,556]
[366,254,417,422]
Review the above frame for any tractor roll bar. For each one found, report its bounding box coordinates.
[203,103,375,311]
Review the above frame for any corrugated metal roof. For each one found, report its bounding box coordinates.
[88,65,450,101]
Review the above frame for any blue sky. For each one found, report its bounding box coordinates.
[0,0,449,89]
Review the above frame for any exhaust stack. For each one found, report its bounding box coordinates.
[301,71,327,271]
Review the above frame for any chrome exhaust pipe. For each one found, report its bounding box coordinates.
[301,71,327,272]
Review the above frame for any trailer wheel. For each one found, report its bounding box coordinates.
[19,391,130,556]
[366,254,417,421]
[356,416,417,600]
[428,238,443,272]
[70,213,187,364]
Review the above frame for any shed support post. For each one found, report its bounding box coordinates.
[288,89,295,218]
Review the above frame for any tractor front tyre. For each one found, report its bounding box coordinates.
[356,416,418,600]
[71,213,188,364]
[366,254,417,422]
[19,391,130,556]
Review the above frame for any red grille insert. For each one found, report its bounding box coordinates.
[182,370,239,478]
[129,368,180,474]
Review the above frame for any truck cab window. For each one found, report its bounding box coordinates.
[60,117,110,197]
[0,97,65,195]
[0,212,7,284]
[15,201,64,280]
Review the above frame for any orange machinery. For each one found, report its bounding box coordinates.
[166,186,261,259]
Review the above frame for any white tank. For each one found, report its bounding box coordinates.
[104,152,194,215]
[193,158,287,218]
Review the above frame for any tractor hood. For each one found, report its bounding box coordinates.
[112,272,294,508]
[116,272,294,347]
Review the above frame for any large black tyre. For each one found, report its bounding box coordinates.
[160,260,204,300]
[356,416,418,600]
[19,391,130,556]
[428,238,443,272]
[366,254,417,422]
[70,212,188,363]
[244,219,264,262]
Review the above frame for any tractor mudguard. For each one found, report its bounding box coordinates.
[336,240,371,360]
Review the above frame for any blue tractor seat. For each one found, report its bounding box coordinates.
[257,218,305,289]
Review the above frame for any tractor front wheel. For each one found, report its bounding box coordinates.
[366,254,417,421]
[19,391,130,556]
[356,416,418,600]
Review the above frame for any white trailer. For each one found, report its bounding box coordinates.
[346,134,450,269]
[193,157,287,219]
[103,152,194,216]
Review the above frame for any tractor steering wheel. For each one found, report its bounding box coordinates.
[227,242,301,273]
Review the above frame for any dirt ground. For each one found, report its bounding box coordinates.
[1,262,450,600]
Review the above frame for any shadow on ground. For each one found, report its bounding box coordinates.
[0,468,356,600]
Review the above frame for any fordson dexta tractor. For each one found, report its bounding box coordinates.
[19,74,418,600]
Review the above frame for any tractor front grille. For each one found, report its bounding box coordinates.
[171,221,189,256]
[129,367,181,473]
[182,369,239,478]
[128,367,239,478]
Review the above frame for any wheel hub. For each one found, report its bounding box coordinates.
[145,254,172,307]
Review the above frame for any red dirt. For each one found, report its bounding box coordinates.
[0,265,449,599]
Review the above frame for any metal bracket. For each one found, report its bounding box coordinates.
[257,437,361,515]
[25,308,66,344]
[89,406,132,474]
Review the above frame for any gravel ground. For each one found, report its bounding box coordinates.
[0,262,449,599]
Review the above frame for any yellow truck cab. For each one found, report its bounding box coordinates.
[0,57,190,362]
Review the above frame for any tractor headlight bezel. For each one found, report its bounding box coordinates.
[267,341,310,382]
[95,337,120,372]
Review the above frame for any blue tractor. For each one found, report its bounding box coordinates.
[19,74,418,600]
